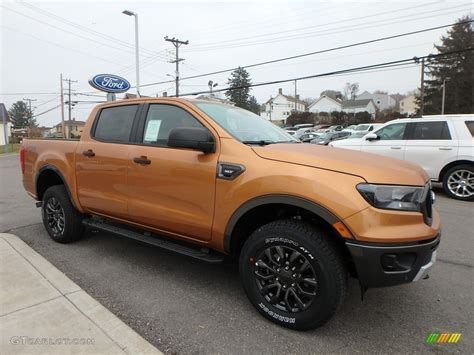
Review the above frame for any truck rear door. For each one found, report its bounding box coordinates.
[75,104,140,219]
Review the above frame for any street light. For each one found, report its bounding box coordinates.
[208,80,218,95]
[122,10,140,96]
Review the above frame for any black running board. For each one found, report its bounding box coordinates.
[83,219,224,264]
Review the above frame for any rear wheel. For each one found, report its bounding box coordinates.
[442,165,474,201]
[239,220,347,330]
[42,185,85,243]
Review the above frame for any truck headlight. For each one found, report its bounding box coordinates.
[356,183,424,212]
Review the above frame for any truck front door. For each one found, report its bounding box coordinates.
[127,103,218,241]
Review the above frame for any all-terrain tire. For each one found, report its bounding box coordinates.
[239,220,347,330]
[42,185,85,243]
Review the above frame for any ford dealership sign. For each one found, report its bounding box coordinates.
[89,74,130,93]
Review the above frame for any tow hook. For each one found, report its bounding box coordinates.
[35,201,42,208]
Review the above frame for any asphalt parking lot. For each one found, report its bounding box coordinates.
[1,153,473,353]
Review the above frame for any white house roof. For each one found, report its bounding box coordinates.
[342,99,374,108]
[308,95,342,109]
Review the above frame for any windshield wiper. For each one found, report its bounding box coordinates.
[242,140,275,146]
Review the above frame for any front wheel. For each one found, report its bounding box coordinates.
[42,185,85,243]
[442,165,474,201]
[239,220,347,330]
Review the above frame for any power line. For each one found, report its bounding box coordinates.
[18,1,167,58]
[1,4,169,62]
[186,6,472,52]
[1,25,130,68]
[189,2,445,49]
[175,49,473,97]
[0,92,60,95]
[139,20,472,89]
[31,104,61,118]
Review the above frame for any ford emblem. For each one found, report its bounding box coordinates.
[89,74,131,93]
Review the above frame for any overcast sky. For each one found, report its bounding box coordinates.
[1,0,472,127]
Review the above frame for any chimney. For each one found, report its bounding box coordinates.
[296,94,300,100]
[278,88,283,95]
[336,93,343,101]
[163,92,168,97]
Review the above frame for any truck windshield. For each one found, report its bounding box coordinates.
[195,102,298,145]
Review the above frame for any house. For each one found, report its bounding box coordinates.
[263,88,306,123]
[308,95,342,113]
[0,103,13,146]
[357,91,395,111]
[341,99,377,118]
[399,95,418,115]
[49,119,85,138]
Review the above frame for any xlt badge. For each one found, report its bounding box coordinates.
[217,163,246,180]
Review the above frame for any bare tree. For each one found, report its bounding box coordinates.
[343,82,359,100]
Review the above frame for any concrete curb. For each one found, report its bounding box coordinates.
[0,233,161,354]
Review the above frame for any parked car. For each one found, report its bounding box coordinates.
[294,127,315,139]
[342,124,358,133]
[293,123,314,129]
[20,98,440,330]
[353,123,384,133]
[330,115,474,201]
[310,131,351,145]
[316,125,344,133]
[298,132,321,142]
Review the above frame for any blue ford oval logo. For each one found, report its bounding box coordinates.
[89,74,131,93]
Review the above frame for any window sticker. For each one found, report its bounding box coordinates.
[144,120,162,142]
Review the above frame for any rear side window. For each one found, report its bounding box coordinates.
[142,104,204,146]
[411,121,451,140]
[94,105,138,142]
[465,121,474,137]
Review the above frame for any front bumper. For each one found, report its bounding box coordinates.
[345,233,440,288]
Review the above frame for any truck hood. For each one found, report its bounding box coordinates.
[252,143,428,186]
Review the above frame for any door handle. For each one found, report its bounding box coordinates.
[390,146,402,150]
[133,156,151,165]
[439,147,453,151]
[82,149,95,157]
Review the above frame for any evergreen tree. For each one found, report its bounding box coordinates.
[225,67,252,110]
[418,16,473,114]
[8,101,37,127]
[248,96,261,115]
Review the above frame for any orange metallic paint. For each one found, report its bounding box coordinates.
[21,97,441,254]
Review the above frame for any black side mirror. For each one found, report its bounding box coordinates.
[168,127,215,153]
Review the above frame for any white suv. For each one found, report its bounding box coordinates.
[329,115,474,201]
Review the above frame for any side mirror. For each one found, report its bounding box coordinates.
[168,127,215,153]
[365,133,379,141]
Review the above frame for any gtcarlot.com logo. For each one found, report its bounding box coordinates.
[426,333,462,344]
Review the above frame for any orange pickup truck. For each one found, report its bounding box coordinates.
[21,97,440,330]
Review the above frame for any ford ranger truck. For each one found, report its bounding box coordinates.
[21,97,440,330]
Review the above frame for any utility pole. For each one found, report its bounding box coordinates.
[62,77,77,138]
[419,57,425,116]
[441,78,449,115]
[60,74,65,136]
[22,98,37,119]
[164,36,189,97]
[294,80,298,112]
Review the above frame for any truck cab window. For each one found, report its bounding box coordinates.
[94,105,138,142]
[142,104,204,146]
